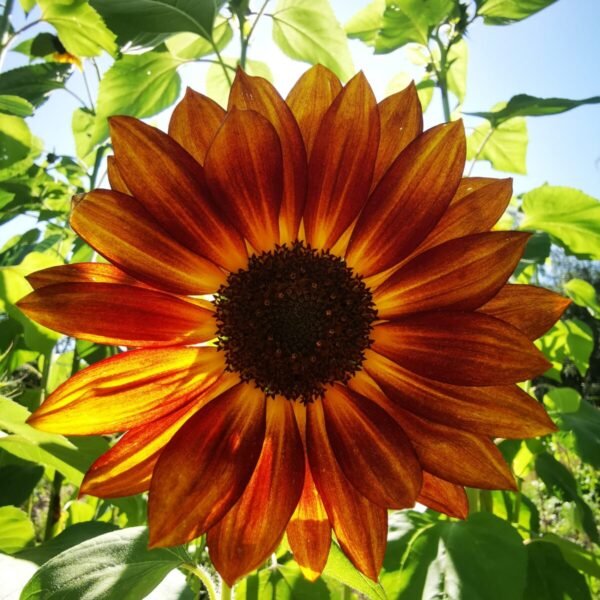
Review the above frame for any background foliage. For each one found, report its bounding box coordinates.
[0,0,599,598]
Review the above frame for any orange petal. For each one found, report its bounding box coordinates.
[229,70,307,243]
[109,116,248,272]
[412,177,513,257]
[372,82,423,189]
[26,263,143,290]
[322,384,421,508]
[372,311,550,386]
[303,72,379,250]
[148,384,266,547]
[205,109,282,252]
[71,190,225,295]
[286,64,342,158]
[168,88,225,165]
[351,372,516,490]
[480,284,571,339]
[364,350,556,438]
[28,347,226,434]
[373,232,530,319]
[17,283,216,347]
[207,397,304,586]
[346,121,466,277]
[306,399,386,580]
[106,156,130,194]
[418,472,468,519]
[287,457,331,582]
[80,372,237,498]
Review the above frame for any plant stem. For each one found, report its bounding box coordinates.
[221,581,233,600]
[81,68,95,113]
[89,144,108,189]
[0,0,15,72]
[43,471,64,541]
[239,0,270,69]
[467,126,495,175]
[211,39,231,86]
[180,564,218,600]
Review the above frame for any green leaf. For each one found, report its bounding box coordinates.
[558,399,600,469]
[87,51,183,153]
[467,115,528,174]
[539,533,600,579]
[381,511,527,600]
[206,58,272,108]
[478,0,558,25]
[71,108,96,165]
[490,490,540,536]
[0,96,34,117]
[0,63,72,108]
[0,114,32,169]
[564,278,600,318]
[19,0,36,12]
[345,0,385,45]
[272,0,354,81]
[38,0,117,58]
[20,527,191,600]
[165,18,232,60]
[544,387,581,414]
[524,541,591,600]
[91,0,220,47]
[0,452,43,507]
[521,186,600,260]
[466,94,600,125]
[447,38,468,104]
[0,506,35,554]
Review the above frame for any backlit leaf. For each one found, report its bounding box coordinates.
[0,63,72,108]
[165,18,232,60]
[0,114,32,169]
[0,96,34,118]
[564,279,600,318]
[478,0,558,25]
[0,506,35,554]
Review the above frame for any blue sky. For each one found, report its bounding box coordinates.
[2,0,599,245]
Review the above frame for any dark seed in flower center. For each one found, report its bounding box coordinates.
[213,242,377,402]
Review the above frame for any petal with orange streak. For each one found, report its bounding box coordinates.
[322,384,421,509]
[345,121,465,277]
[26,263,142,290]
[28,347,227,435]
[418,472,468,519]
[303,72,379,250]
[229,70,307,243]
[480,284,571,339]
[205,109,282,252]
[306,399,386,581]
[364,350,556,438]
[71,190,225,295]
[374,231,530,319]
[80,372,238,498]
[109,116,248,272]
[106,156,130,194]
[372,82,423,189]
[168,88,225,165]
[286,64,342,158]
[148,384,266,547]
[372,311,550,386]
[207,398,304,586]
[17,283,216,347]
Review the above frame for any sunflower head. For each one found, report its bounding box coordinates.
[17,65,569,585]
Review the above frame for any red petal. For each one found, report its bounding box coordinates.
[168,88,225,165]
[26,263,142,290]
[109,116,248,272]
[346,121,466,277]
[373,232,530,319]
[207,397,304,586]
[205,109,282,252]
[418,472,468,519]
[372,311,550,386]
[148,384,266,547]
[17,283,216,347]
[304,72,379,250]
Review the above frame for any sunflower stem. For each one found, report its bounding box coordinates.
[181,564,218,600]
[220,580,233,600]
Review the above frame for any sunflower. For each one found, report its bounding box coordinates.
[18,66,569,585]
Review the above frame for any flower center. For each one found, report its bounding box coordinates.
[214,242,377,402]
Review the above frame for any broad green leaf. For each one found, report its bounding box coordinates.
[521,186,600,260]
[524,541,591,600]
[271,0,354,81]
[13,32,63,58]
[206,58,272,107]
[0,96,34,117]
[519,232,551,265]
[71,108,96,164]
[447,38,468,103]
[345,0,385,45]
[0,506,35,554]
[38,0,117,58]
[478,0,558,25]
[537,319,593,378]
[558,399,600,469]
[165,18,232,60]
[0,452,44,507]
[91,0,220,47]
[466,94,600,125]
[381,511,527,600]
[0,63,72,108]
[490,490,540,537]
[87,52,184,153]
[539,533,600,579]
[20,527,191,600]
[0,133,43,182]
[544,387,581,414]
[467,113,527,173]
[0,114,32,169]
[564,278,600,318]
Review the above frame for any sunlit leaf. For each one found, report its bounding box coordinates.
[0,63,72,108]
[544,387,581,414]
[206,58,272,107]
[0,114,32,169]
[71,107,96,165]
[345,0,385,45]
[0,95,34,118]
[447,38,468,104]
[272,0,354,81]
[564,278,600,318]
[165,18,232,60]
[539,533,600,580]
[0,506,35,554]
[537,319,593,378]
[478,0,558,25]
[557,399,600,469]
